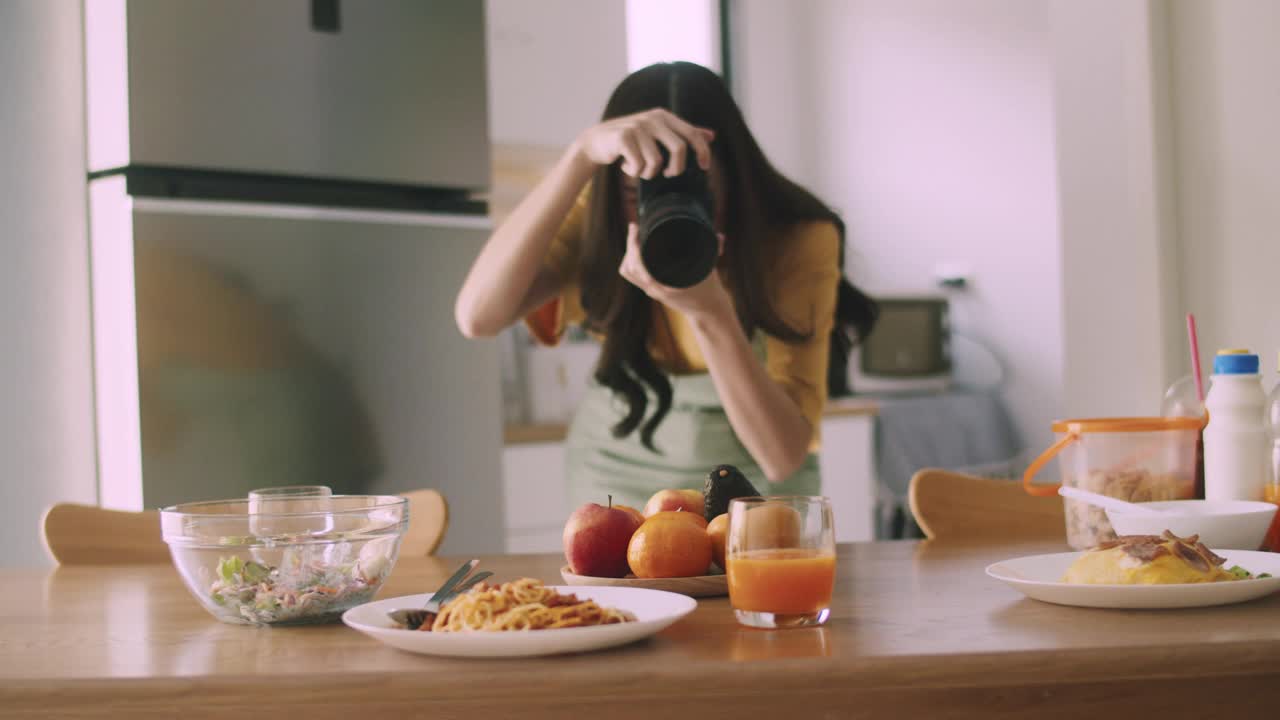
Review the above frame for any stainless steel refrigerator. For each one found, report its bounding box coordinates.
[85,0,504,554]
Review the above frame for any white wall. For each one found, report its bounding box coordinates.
[485,0,628,148]
[0,0,99,567]
[1169,0,1280,380]
[1049,0,1185,419]
[731,1,818,184]
[735,0,1065,458]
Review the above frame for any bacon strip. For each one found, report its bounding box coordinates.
[1172,540,1211,572]
[1096,530,1226,574]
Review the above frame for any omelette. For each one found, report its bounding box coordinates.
[1063,530,1242,585]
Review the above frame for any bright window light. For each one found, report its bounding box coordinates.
[89,177,144,511]
[84,0,130,172]
[625,0,721,73]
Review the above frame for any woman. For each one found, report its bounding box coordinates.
[456,62,876,511]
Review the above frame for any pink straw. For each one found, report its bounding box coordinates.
[1187,313,1205,403]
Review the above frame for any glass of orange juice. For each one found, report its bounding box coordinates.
[726,496,836,629]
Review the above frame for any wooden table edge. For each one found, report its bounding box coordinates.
[4,638,1276,694]
[5,667,1280,720]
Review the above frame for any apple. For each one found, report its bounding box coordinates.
[644,488,705,518]
[563,497,644,578]
[615,504,646,528]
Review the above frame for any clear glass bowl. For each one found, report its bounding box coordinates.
[160,495,407,626]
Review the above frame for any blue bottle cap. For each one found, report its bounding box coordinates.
[1213,350,1260,375]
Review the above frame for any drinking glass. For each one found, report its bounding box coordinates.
[726,496,836,629]
[248,485,334,537]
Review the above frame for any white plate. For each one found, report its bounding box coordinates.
[986,550,1280,609]
[342,586,697,658]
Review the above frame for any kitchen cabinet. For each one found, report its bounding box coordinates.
[502,441,567,553]
[501,407,877,553]
[818,413,877,543]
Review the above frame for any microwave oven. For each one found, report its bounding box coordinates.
[849,296,952,394]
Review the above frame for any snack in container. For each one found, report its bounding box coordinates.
[1023,417,1202,550]
[1064,469,1189,549]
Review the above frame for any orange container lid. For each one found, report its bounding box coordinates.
[1050,416,1204,433]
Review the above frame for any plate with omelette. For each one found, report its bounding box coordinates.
[987,530,1280,609]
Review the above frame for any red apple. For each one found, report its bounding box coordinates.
[615,504,646,527]
[563,497,644,578]
[644,489,705,518]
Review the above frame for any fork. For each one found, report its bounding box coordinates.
[386,559,492,630]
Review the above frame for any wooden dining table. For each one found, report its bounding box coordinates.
[3,539,1280,719]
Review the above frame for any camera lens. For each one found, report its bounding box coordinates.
[638,199,718,289]
[637,153,718,289]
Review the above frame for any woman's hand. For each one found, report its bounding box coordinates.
[618,223,733,323]
[574,109,715,179]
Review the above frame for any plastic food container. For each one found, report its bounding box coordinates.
[161,494,407,625]
[1023,418,1203,550]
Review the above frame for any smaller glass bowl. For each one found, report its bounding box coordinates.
[160,495,407,626]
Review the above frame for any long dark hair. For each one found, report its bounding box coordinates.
[578,62,877,450]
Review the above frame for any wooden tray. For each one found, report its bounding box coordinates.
[560,566,728,598]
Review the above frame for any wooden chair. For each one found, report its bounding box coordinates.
[398,488,450,557]
[41,504,169,565]
[43,489,450,565]
[908,468,1065,542]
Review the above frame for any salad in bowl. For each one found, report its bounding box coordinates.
[161,494,407,625]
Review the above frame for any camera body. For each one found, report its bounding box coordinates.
[636,151,718,289]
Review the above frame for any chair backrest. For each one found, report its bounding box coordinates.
[398,489,450,557]
[42,504,169,565]
[43,489,450,565]
[908,468,1065,542]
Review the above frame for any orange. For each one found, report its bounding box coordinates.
[627,514,713,579]
[647,510,708,529]
[740,504,802,551]
[707,513,728,570]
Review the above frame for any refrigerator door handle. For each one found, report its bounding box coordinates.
[131,196,493,231]
[311,0,340,33]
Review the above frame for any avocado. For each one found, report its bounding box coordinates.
[703,464,761,521]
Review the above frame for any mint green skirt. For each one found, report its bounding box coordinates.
[565,372,820,512]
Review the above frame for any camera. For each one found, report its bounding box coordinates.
[636,148,718,289]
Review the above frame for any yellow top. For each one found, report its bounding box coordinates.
[525,190,842,446]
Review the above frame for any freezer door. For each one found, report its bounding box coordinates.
[116,0,489,190]
[128,199,503,554]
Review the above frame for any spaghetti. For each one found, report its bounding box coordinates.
[425,578,636,632]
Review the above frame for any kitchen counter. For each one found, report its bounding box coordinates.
[505,396,879,445]
[4,539,1278,718]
